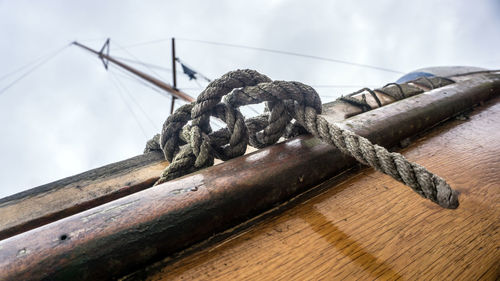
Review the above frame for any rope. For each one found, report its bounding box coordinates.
[338,95,372,112]
[145,69,459,209]
[326,76,453,114]
[336,87,382,112]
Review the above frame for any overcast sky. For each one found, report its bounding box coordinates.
[0,0,499,198]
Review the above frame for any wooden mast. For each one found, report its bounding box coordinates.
[72,40,194,103]
[170,37,178,113]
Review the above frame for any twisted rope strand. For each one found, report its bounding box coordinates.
[146,69,459,209]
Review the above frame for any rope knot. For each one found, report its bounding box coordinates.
[145,69,459,209]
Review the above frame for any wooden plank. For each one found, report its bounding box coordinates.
[0,75,444,240]
[0,74,497,281]
[128,95,500,281]
[0,152,168,240]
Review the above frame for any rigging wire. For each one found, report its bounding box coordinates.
[179,87,204,91]
[175,57,212,82]
[192,77,203,88]
[111,40,166,81]
[111,66,174,99]
[103,39,390,127]
[109,66,229,130]
[180,38,403,74]
[111,38,171,51]
[109,67,159,131]
[112,56,175,73]
[311,84,379,88]
[0,44,70,97]
[78,37,109,43]
[242,104,261,116]
[178,38,403,74]
[1,52,52,82]
[111,37,403,74]
[112,55,217,103]
[318,94,345,98]
[0,44,70,82]
[108,37,400,110]
[108,70,150,138]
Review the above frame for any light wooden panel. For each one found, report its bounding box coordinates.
[141,99,500,280]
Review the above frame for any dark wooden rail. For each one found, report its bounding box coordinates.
[0,73,498,280]
[1,77,432,240]
[0,152,168,240]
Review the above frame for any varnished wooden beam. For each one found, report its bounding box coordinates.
[0,73,498,280]
[0,76,447,240]
[0,152,168,240]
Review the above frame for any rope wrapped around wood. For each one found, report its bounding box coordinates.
[145,69,459,209]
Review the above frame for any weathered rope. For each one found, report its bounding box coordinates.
[145,69,459,209]
[339,87,382,110]
[333,77,453,113]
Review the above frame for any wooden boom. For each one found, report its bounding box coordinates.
[72,41,194,102]
[0,72,498,280]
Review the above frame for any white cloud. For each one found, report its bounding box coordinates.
[0,0,499,197]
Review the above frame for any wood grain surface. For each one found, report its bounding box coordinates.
[0,152,168,240]
[138,97,500,280]
[0,75,451,242]
[0,74,496,281]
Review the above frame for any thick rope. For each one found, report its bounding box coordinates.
[145,69,459,209]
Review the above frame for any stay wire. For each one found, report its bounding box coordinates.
[111,45,348,122]
[177,38,404,74]
[175,57,212,82]
[243,104,261,115]
[78,37,109,43]
[111,66,174,99]
[311,84,379,88]
[109,67,159,131]
[111,38,171,51]
[110,66,221,128]
[192,77,203,88]
[110,37,403,74]
[0,55,48,82]
[112,56,176,73]
[111,41,166,82]
[108,70,150,138]
[0,44,70,97]
[111,70,276,129]
[111,40,205,106]
[0,44,70,82]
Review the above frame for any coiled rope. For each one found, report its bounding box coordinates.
[145,69,459,209]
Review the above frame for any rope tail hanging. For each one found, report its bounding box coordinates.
[145,69,459,209]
